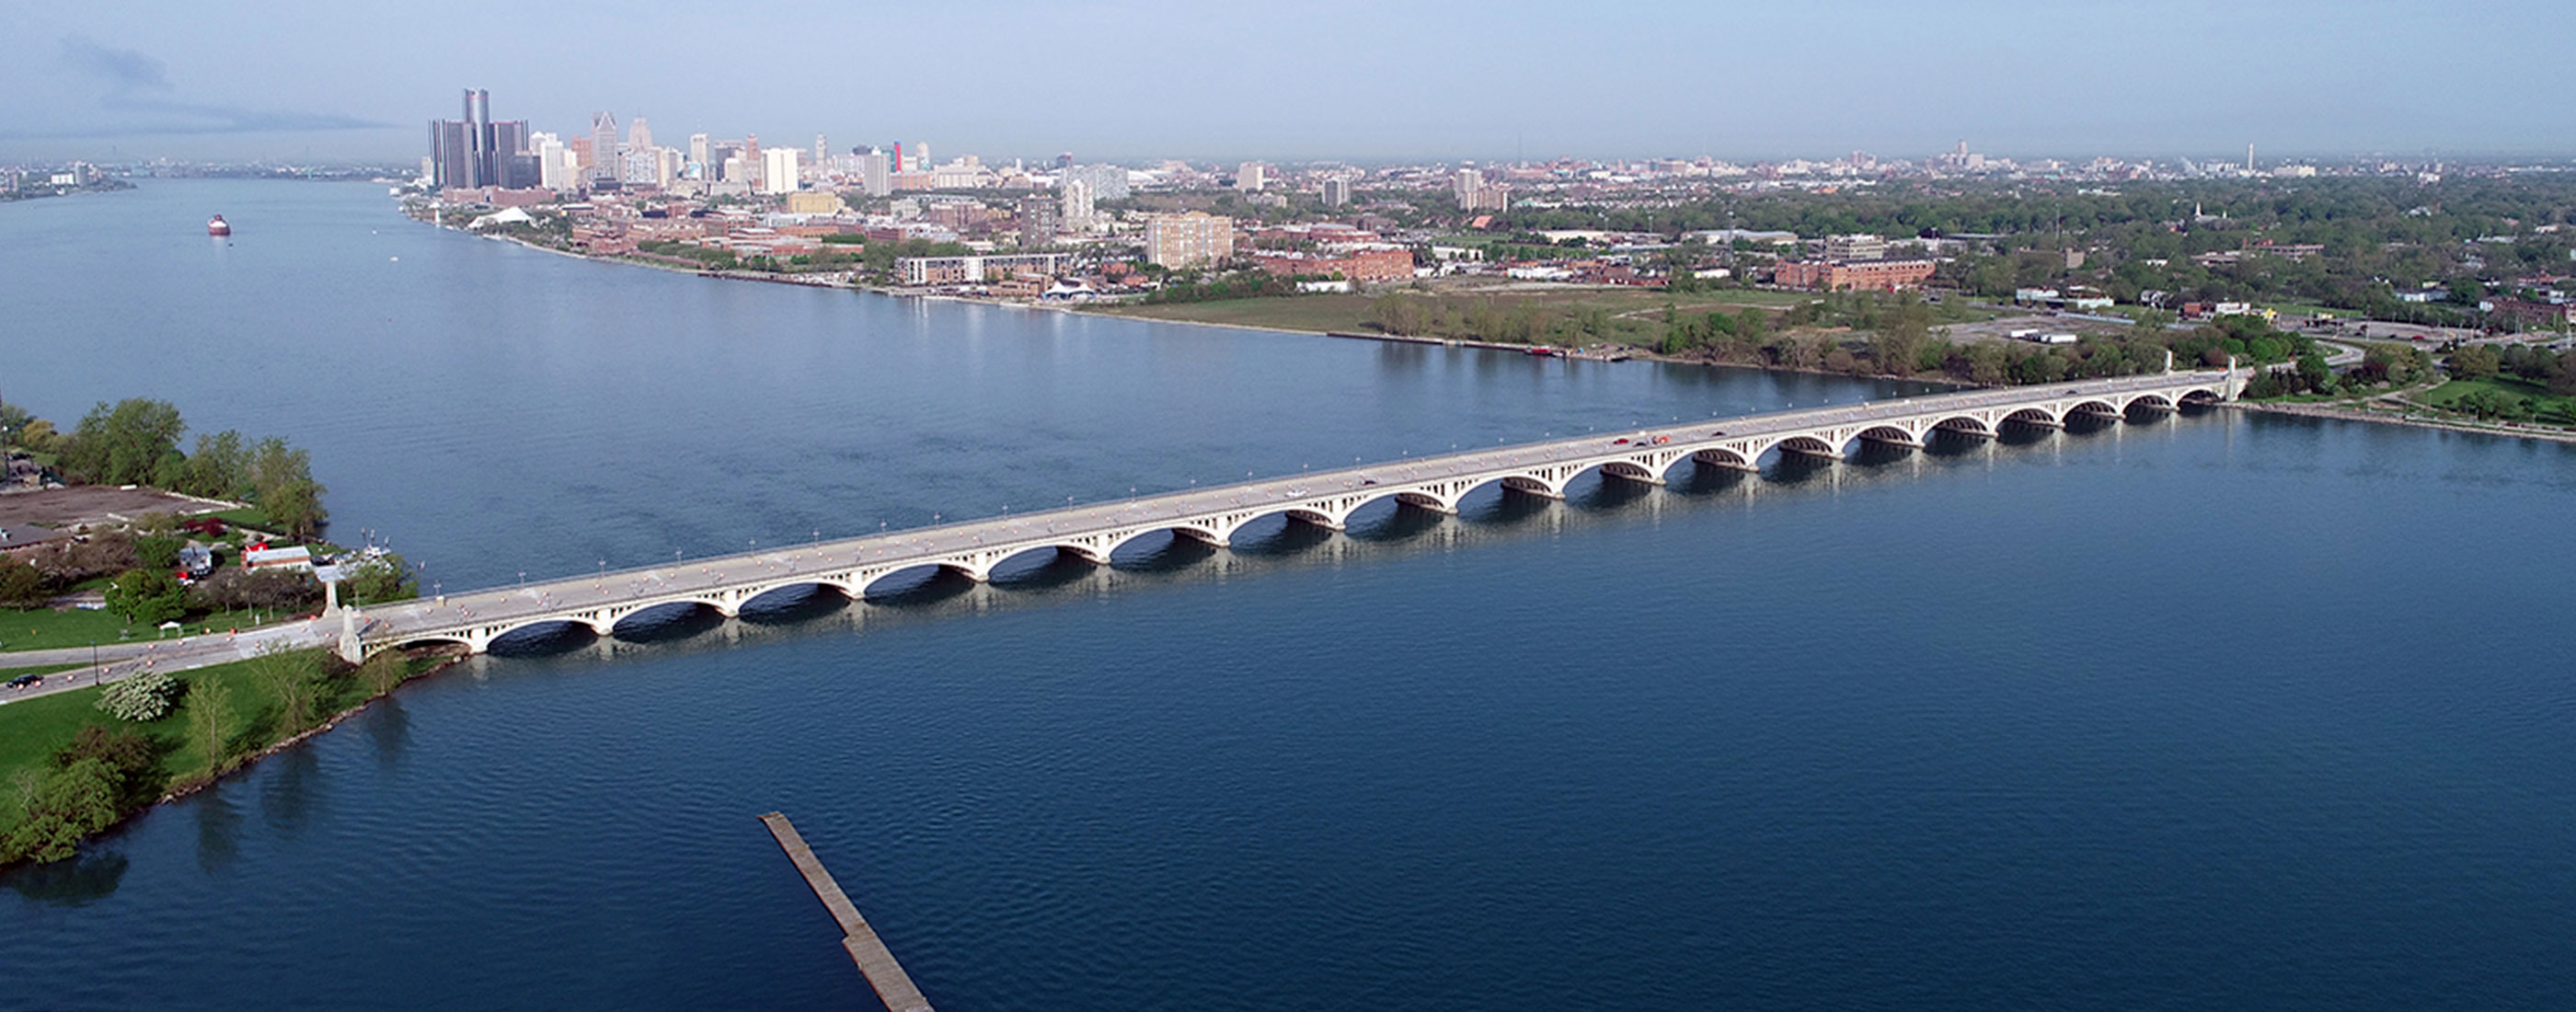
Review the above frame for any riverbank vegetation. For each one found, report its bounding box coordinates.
[2,397,326,538]
[0,647,441,865]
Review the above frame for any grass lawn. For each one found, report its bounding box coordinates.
[0,649,433,840]
[1,605,306,654]
[206,506,275,531]
[2421,374,2576,424]
[1089,284,1847,347]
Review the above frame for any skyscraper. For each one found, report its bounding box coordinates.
[814,134,828,167]
[628,117,653,153]
[857,149,891,197]
[688,133,710,178]
[426,87,535,189]
[466,88,492,186]
[489,120,533,188]
[589,111,621,185]
[429,119,472,189]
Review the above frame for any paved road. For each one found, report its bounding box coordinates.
[1,371,2229,704]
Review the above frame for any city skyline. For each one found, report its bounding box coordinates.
[3,1,2571,164]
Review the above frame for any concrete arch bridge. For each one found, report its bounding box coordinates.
[354,370,2239,658]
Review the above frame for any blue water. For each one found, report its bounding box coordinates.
[2,181,2571,1010]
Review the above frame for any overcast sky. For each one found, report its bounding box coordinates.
[2,0,2568,166]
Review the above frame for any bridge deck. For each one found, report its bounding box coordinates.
[357,372,2236,652]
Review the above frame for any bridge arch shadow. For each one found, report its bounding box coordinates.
[485,619,600,657]
[861,564,981,606]
[738,582,855,625]
[986,546,1099,590]
[611,601,729,643]
[1105,528,1220,571]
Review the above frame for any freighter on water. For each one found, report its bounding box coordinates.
[207,214,232,236]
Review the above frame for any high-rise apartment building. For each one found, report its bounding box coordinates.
[1321,177,1350,207]
[1236,162,1266,191]
[908,143,930,172]
[1145,212,1233,269]
[1060,178,1095,231]
[1018,194,1061,247]
[813,134,828,167]
[761,148,801,195]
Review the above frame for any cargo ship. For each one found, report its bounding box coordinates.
[207,214,232,236]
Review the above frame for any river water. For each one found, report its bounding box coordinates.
[1,180,2570,1010]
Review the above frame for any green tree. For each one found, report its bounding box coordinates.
[2450,344,2501,379]
[98,671,180,722]
[358,651,408,698]
[247,437,327,539]
[0,760,123,863]
[188,676,234,776]
[342,553,419,604]
[0,556,46,607]
[103,569,187,626]
[248,642,317,734]
[63,398,187,486]
[180,430,251,500]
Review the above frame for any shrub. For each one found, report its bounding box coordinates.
[97,671,179,722]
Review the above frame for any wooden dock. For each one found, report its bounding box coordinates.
[760,811,936,1012]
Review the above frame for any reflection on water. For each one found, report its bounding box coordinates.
[259,748,321,834]
[362,696,410,770]
[3,849,128,907]
[193,792,242,876]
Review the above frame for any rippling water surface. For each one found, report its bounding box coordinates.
[2,181,2571,1010]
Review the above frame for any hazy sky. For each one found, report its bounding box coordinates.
[2,0,2568,166]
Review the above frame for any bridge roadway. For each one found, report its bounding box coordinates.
[357,370,2239,657]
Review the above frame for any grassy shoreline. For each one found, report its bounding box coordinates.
[0,647,455,865]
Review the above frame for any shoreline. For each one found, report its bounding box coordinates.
[0,650,466,871]
[419,210,2576,451]
[2225,399,2576,445]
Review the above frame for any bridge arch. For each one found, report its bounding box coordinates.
[1761,434,1843,463]
[1926,415,1996,439]
[1101,523,1228,558]
[1691,447,1754,472]
[2001,407,2063,428]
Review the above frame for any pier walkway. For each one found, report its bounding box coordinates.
[762,812,936,1012]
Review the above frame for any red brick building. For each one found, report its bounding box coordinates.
[1251,247,1416,283]
[1772,259,1935,292]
